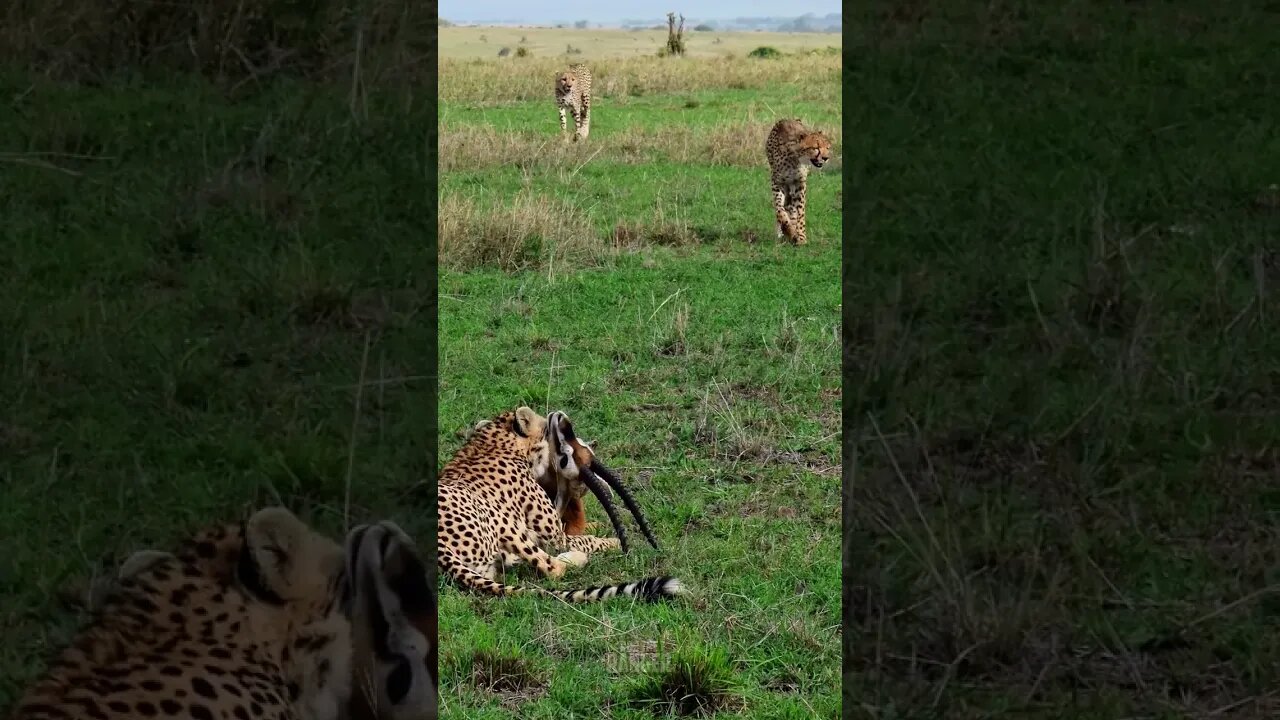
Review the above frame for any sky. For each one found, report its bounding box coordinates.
[438,1,840,25]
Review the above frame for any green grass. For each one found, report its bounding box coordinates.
[845,3,1280,717]
[438,53,841,717]
[0,71,433,707]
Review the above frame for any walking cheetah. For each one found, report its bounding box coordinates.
[11,508,436,720]
[766,118,832,246]
[438,406,684,602]
[554,64,592,141]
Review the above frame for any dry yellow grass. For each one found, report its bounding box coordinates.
[438,191,606,272]
[438,120,843,172]
[439,26,840,61]
[440,53,840,105]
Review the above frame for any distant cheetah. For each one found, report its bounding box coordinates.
[765,118,832,245]
[555,64,593,141]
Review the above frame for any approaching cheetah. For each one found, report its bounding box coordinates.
[554,64,592,141]
[766,118,832,246]
[11,507,436,720]
[438,406,684,602]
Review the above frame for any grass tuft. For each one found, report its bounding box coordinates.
[469,649,544,694]
[627,646,741,717]
[438,191,604,273]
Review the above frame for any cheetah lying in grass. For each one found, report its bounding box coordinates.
[438,406,683,602]
[13,508,437,720]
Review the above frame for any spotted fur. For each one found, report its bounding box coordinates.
[12,508,436,720]
[438,406,684,603]
[766,118,832,246]
[554,64,593,141]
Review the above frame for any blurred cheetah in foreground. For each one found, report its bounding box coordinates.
[766,118,832,245]
[9,507,437,720]
[555,63,592,141]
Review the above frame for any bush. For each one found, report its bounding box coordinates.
[694,23,714,31]
[748,46,782,59]
[574,20,588,29]
[515,47,531,58]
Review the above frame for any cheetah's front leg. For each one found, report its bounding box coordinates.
[559,106,568,134]
[788,184,808,246]
[564,534,621,555]
[523,491,618,569]
[503,527,580,579]
[772,184,792,239]
[484,549,523,580]
[578,95,591,140]
[570,106,584,142]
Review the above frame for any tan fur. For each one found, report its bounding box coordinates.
[766,118,832,246]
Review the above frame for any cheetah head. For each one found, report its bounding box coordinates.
[555,71,577,96]
[800,130,832,169]
[243,510,437,720]
[537,410,661,553]
[467,406,549,457]
[345,521,437,720]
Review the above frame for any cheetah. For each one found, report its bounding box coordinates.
[766,118,832,246]
[554,64,592,141]
[11,507,436,720]
[438,406,684,602]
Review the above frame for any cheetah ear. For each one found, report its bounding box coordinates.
[513,406,542,439]
[118,550,175,581]
[239,507,310,603]
[466,418,492,439]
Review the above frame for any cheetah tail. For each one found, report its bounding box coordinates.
[544,576,687,604]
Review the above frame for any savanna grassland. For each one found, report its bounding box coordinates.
[438,29,842,719]
[846,3,1280,717]
[0,2,433,708]
[439,25,840,60]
